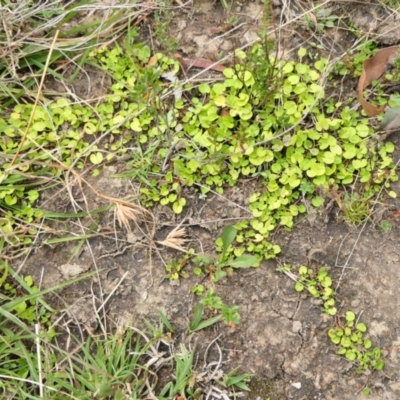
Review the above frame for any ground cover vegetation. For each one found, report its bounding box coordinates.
[0,0,399,397]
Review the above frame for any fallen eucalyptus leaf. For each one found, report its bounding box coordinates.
[358,46,399,117]
[176,54,226,72]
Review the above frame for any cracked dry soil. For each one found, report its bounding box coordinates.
[21,1,400,399]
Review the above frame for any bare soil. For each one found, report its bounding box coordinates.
[21,1,400,399]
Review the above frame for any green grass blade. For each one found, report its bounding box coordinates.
[191,315,222,332]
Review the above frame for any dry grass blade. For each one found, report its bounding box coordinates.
[70,169,154,229]
[115,202,141,232]
[157,226,188,252]
[0,0,160,106]
[279,268,299,283]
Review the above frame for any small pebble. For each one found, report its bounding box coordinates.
[292,320,302,333]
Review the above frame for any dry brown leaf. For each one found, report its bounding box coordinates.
[358,46,398,117]
[388,210,400,221]
[147,54,158,68]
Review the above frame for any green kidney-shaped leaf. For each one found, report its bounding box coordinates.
[306,162,325,177]
[90,152,103,165]
[311,196,324,207]
[345,349,356,361]
[345,311,355,322]
[331,336,340,345]
[356,323,367,333]
[364,339,372,349]
[295,282,304,292]
[172,198,186,214]
[341,337,352,347]
[28,190,39,202]
[375,360,384,370]
[32,121,47,131]
[326,307,337,316]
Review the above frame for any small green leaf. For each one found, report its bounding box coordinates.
[5,195,17,206]
[299,265,308,275]
[84,122,97,134]
[356,323,367,333]
[364,339,372,349]
[221,226,237,255]
[314,58,327,72]
[229,255,258,269]
[298,48,307,57]
[373,347,381,358]
[28,190,39,202]
[326,307,337,316]
[223,68,234,78]
[385,142,395,153]
[160,198,170,206]
[287,75,300,85]
[336,329,344,337]
[235,49,247,60]
[380,220,393,231]
[331,336,340,345]
[345,311,355,322]
[24,276,33,287]
[282,62,294,74]
[345,350,356,361]
[328,328,337,338]
[311,196,324,207]
[351,333,359,342]
[130,118,142,132]
[172,198,186,214]
[375,360,384,370]
[214,269,226,281]
[90,152,104,165]
[295,282,304,292]
[214,95,226,107]
[198,83,210,94]
[295,63,309,74]
[320,276,332,288]
[32,121,47,131]
[362,387,371,396]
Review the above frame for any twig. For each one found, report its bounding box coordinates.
[203,334,222,369]
[35,324,43,398]
[96,271,129,314]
